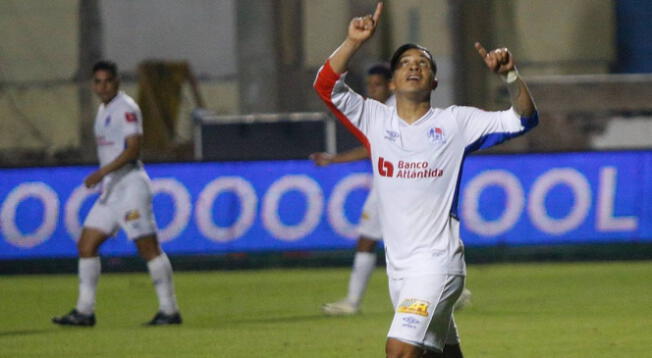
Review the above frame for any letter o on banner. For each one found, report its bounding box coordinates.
[1,182,60,248]
[151,178,191,243]
[327,173,372,239]
[262,175,324,241]
[196,177,258,242]
[462,170,524,236]
[528,168,591,235]
[64,185,100,241]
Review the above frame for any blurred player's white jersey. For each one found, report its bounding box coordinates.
[385,94,396,107]
[94,91,143,170]
[315,61,538,279]
[87,91,157,239]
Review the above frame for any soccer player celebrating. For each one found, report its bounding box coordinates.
[313,3,538,358]
[314,64,471,316]
[52,61,182,327]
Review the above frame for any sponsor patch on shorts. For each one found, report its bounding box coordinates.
[401,316,421,329]
[397,298,430,317]
[124,209,141,221]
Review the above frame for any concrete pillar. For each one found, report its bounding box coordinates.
[77,0,103,162]
[235,0,280,113]
[450,0,493,108]
[276,0,312,112]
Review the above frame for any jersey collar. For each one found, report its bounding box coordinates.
[397,107,434,127]
[100,91,124,111]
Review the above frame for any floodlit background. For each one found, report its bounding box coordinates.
[1,1,651,357]
[2,0,651,165]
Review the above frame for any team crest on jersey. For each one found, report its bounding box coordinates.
[104,116,111,126]
[427,127,446,144]
[397,298,430,317]
[384,130,400,142]
[125,112,138,123]
[124,209,141,221]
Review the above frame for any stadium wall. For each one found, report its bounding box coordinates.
[1,151,651,264]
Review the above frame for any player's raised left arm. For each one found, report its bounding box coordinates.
[475,42,537,117]
[84,135,141,188]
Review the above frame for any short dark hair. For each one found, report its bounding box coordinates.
[389,43,437,75]
[367,63,392,81]
[92,60,118,77]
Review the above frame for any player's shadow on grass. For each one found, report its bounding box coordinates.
[230,310,386,325]
[0,329,51,338]
[231,313,328,325]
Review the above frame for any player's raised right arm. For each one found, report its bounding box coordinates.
[328,2,383,74]
[314,3,383,151]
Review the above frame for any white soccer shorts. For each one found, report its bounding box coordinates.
[84,169,157,240]
[357,186,382,240]
[387,274,464,353]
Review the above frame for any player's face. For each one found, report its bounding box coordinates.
[392,48,436,96]
[366,74,391,103]
[92,70,120,104]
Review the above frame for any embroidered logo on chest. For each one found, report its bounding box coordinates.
[384,130,400,142]
[427,127,446,145]
[104,116,111,127]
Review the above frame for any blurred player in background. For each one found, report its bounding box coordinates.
[366,63,395,106]
[312,64,390,315]
[314,3,538,357]
[52,61,182,327]
[313,64,471,316]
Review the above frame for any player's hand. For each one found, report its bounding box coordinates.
[84,170,104,188]
[347,2,383,44]
[475,42,515,75]
[309,152,334,166]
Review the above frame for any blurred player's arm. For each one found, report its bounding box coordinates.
[84,135,141,188]
[309,146,370,166]
[329,3,383,74]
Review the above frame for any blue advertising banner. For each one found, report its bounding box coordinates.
[1,151,651,259]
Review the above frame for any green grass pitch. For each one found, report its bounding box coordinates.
[1,261,651,357]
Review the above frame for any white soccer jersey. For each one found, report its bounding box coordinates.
[315,61,538,278]
[86,91,157,238]
[357,185,382,240]
[94,91,143,170]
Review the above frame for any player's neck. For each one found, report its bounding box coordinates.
[396,98,430,124]
[377,94,390,103]
[102,92,120,105]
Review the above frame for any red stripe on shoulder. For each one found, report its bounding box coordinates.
[313,60,370,152]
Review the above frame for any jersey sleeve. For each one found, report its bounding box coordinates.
[313,60,378,150]
[120,105,143,138]
[452,105,539,153]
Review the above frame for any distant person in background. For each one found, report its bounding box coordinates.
[311,64,390,315]
[366,63,394,106]
[313,64,471,316]
[52,61,182,327]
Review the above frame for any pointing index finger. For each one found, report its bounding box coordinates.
[372,2,384,24]
[474,42,488,58]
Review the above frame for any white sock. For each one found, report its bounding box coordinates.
[76,257,100,315]
[346,252,376,306]
[147,253,179,315]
